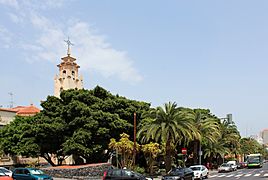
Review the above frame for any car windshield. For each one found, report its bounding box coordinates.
[0,168,10,173]
[168,168,184,176]
[0,169,7,176]
[221,163,230,167]
[29,169,44,175]
[190,167,201,171]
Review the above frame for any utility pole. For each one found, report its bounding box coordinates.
[133,112,137,167]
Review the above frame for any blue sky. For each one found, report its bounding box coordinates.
[0,0,268,137]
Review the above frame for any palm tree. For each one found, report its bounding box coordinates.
[203,137,230,166]
[203,118,240,166]
[137,102,197,171]
[220,118,241,159]
[186,109,221,164]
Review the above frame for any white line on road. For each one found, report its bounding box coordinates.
[209,175,217,177]
[244,173,251,177]
[226,174,235,177]
[254,173,260,176]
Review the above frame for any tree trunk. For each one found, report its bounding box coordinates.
[149,157,153,175]
[193,140,198,165]
[165,139,172,172]
[41,153,56,166]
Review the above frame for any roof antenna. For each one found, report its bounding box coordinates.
[8,92,14,108]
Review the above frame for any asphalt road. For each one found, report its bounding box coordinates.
[208,163,268,180]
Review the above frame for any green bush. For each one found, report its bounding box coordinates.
[133,166,145,174]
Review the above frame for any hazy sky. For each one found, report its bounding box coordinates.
[1,0,267,137]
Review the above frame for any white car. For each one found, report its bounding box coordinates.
[227,160,237,171]
[218,163,233,173]
[190,165,209,179]
[0,167,12,177]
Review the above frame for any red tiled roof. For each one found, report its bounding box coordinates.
[0,108,17,113]
[15,105,40,115]
[3,104,40,116]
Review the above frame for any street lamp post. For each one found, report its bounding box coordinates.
[133,112,137,167]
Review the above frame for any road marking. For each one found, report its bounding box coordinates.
[218,174,226,177]
[209,175,217,177]
[263,173,268,177]
[226,174,235,177]
[254,173,260,176]
[235,174,243,177]
[244,173,251,177]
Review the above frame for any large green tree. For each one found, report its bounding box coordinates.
[186,109,220,164]
[0,86,150,165]
[202,117,240,165]
[137,102,198,171]
[220,118,241,158]
[59,86,150,163]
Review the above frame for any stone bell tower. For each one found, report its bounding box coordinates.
[54,38,83,97]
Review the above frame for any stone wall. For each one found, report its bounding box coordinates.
[42,163,112,179]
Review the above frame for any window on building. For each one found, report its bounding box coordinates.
[63,70,66,77]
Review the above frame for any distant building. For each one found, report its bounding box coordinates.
[250,134,263,145]
[0,104,40,166]
[0,108,17,128]
[261,129,268,145]
[0,104,40,127]
[54,38,83,97]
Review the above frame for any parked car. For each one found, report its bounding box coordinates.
[0,169,13,180]
[189,165,208,179]
[0,168,12,177]
[12,167,53,180]
[162,167,194,180]
[226,160,237,171]
[238,162,247,169]
[103,168,148,180]
[218,163,233,173]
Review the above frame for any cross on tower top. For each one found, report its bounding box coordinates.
[64,37,74,56]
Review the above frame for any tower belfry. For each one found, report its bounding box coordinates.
[54,38,83,97]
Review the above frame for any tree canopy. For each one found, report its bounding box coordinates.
[0,86,150,166]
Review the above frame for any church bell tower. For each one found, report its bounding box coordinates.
[54,38,83,97]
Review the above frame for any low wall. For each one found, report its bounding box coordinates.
[42,163,112,179]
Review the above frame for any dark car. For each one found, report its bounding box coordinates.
[162,167,194,180]
[12,167,53,180]
[103,168,147,180]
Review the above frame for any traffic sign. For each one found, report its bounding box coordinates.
[182,148,187,154]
